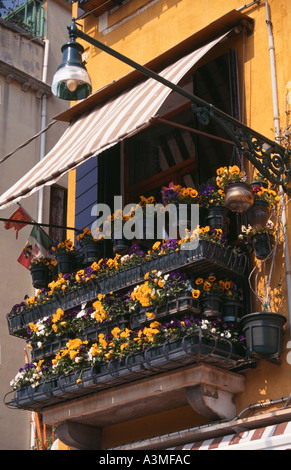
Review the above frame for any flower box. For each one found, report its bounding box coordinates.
[143,331,245,372]
[31,336,72,361]
[6,311,25,336]
[131,293,199,329]
[82,315,131,342]
[21,305,46,328]
[121,265,143,287]
[13,376,60,409]
[7,240,247,339]
[167,293,199,315]
[143,336,198,372]
[58,367,97,397]
[106,352,148,382]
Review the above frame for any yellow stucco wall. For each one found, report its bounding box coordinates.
[67,0,291,447]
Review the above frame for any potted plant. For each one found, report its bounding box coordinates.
[216,165,254,213]
[247,181,280,228]
[129,270,198,327]
[29,256,57,289]
[133,195,161,243]
[221,279,243,322]
[193,273,224,318]
[161,183,199,237]
[239,231,286,358]
[50,239,76,274]
[76,226,104,265]
[107,209,131,254]
[198,183,229,233]
[240,220,275,259]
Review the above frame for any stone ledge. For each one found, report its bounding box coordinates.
[43,363,245,432]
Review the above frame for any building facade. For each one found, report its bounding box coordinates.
[0,0,71,450]
[1,0,291,450]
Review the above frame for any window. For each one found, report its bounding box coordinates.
[49,185,68,242]
[75,49,241,244]
[124,50,240,205]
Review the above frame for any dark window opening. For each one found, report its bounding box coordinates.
[75,49,242,247]
[49,185,68,242]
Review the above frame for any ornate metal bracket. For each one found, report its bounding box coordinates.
[192,103,291,194]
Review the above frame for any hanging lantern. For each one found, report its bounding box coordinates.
[224,182,254,213]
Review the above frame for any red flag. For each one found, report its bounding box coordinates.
[4,207,31,239]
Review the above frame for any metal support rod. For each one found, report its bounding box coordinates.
[152,116,235,145]
[0,217,78,232]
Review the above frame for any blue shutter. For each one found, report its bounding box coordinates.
[75,156,98,232]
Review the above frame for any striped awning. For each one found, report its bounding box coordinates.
[0,33,228,210]
[169,421,291,451]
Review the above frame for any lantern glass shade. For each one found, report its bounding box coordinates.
[51,64,92,100]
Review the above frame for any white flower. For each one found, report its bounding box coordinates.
[77,309,86,319]
[37,342,43,348]
[224,331,232,339]
[120,254,130,263]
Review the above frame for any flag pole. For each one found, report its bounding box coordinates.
[0,216,78,232]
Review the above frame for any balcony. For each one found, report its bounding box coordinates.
[5,178,287,449]
[5,232,255,448]
[3,0,46,39]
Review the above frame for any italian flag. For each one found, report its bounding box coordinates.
[17,225,53,269]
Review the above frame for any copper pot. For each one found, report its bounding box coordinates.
[247,199,270,228]
[224,182,254,213]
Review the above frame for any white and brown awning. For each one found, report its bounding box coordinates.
[0,31,235,211]
[0,10,253,211]
[168,421,291,450]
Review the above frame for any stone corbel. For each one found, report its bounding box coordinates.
[186,384,238,421]
[56,421,102,450]
[21,81,31,92]
[5,73,14,83]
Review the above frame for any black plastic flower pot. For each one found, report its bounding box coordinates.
[205,205,229,233]
[30,265,51,289]
[240,312,286,357]
[81,242,101,265]
[200,294,223,318]
[112,230,130,255]
[56,252,75,274]
[252,232,273,259]
[222,300,243,322]
[167,293,200,315]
